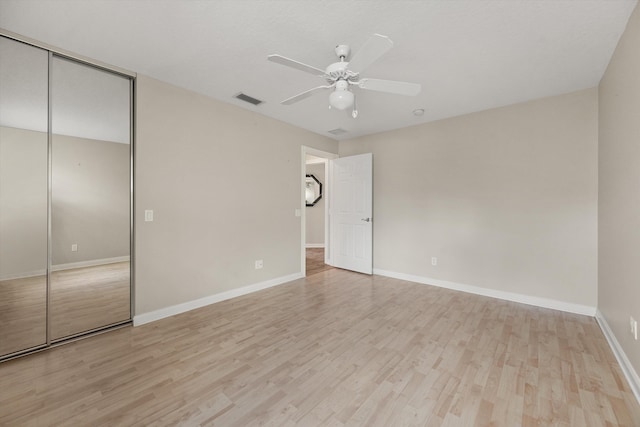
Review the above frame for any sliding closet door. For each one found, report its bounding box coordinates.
[50,56,131,340]
[0,38,49,356]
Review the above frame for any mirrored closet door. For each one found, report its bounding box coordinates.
[0,35,133,359]
[50,56,131,341]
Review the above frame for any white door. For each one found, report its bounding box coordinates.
[329,153,373,274]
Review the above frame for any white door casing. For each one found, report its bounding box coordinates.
[329,153,373,274]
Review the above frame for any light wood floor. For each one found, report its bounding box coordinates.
[0,262,130,357]
[306,247,334,276]
[1,268,639,426]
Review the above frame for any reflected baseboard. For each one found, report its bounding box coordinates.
[1,257,130,281]
[305,244,325,248]
[51,256,130,272]
[0,269,47,281]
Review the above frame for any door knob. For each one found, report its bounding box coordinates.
[361,218,371,222]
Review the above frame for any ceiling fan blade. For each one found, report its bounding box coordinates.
[357,78,421,96]
[281,85,334,105]
[347,34,394,74]
[268,54,326,77]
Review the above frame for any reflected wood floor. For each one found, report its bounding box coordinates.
[1,268,639,426]
[50,261,130,339]
[306,247,334,276]
[0,275,47,355]
[0,262,130,357]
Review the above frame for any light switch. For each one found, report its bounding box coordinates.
[145,210,154,222]
[295,209,301,217]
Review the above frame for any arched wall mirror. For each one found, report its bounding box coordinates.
[0,34,133,360]
[305,174,323,206]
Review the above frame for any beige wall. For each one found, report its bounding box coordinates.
[339,88,598,308]
[135,75,337,315]
[599,4,640,374]
[305,162,325,246]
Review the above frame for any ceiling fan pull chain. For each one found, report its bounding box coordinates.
[352,95,359,119]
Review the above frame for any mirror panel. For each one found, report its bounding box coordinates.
[50,56,131,340]
[0,37,49,356]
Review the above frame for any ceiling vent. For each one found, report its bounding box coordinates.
[234,92,263,106]
[328,128,348,136]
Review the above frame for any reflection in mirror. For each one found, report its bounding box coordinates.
[50,57,131,340]
[305,174,323,206]
[0,37,49,356]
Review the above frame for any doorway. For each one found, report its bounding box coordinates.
[301,147,337,276]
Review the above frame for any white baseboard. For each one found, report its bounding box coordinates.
[373,269,596,316]
[305,243,325,248]
[52,256,130,272]
[133,272,304,326]
[596,310,640,404]
[0,269,46,281]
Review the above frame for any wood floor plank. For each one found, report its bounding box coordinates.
[1,268,639,426]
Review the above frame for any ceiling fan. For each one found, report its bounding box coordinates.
[268,34,421,118]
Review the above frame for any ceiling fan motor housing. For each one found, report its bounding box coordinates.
[325,61,358,83]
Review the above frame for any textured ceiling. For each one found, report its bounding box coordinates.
[0,0,637,140]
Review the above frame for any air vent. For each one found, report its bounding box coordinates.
[234,92,263,106]
[328,128,348,136]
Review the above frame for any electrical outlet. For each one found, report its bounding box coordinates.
[71,244,78,252]
[255,260,263,270]
[431,257,437,266]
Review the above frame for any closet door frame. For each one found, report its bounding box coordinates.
[0,29,135,361]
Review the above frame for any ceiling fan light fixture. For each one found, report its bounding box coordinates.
[329,89,354,110]
[329,80,354,110]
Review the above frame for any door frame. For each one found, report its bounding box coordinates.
[301,146,338,276]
